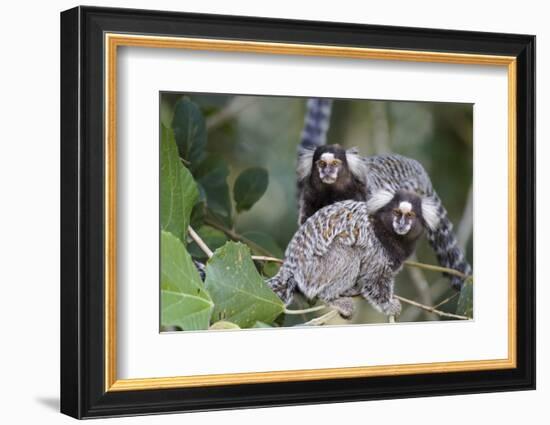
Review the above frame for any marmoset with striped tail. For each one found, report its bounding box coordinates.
[296,99,471,290]
[267,190,440,318]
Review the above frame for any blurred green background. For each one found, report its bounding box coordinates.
[161,92,473,325]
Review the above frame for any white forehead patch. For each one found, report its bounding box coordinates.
[399,201,412,213]
[320,153,335,162]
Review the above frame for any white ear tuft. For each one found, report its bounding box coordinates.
[296,147,315,181]
[346,148,368,179]
[366,189,395,213]
[421,197,440,231]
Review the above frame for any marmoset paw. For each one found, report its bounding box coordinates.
[328,297,355,319]
[384,298,402,317]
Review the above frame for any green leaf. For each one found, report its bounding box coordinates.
[204,242,284,328]
[171,98,207,169]
[233,167,269,212]
[456,280,473,318]
[160,97,174,128]
[160,125,199,240]
[209,321,240,330]
[161,231,214,331]
[187,225,228,260]
[194,155,232,226]
[160,125,199,242]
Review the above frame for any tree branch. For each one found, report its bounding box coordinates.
[284,305,326,315]
[301,310,339,326]
[432,292,460,310]
[251,255,283,264]
[404,260,470,280]
[188,226,213,258]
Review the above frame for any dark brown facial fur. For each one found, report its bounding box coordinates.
[370,191,426,269]
[298,145,366,224]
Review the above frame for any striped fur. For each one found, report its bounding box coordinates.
[267,199,418,317]
[299,98,333,149]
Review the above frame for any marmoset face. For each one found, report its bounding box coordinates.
[372,192,426,241]
[392,201,417,235]
[316,152,342,184]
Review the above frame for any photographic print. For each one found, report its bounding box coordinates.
[159,93,473,331]
[61,7,535,417]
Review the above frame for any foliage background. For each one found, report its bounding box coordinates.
[160,92,473,330]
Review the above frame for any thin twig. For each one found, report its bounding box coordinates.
[404,260,470,280]
[301,310,339,326]
[251,255,283,264]
[432,292,460,310]
[284,305,326,315]
[394,295,470,320]
[188,226,213,258]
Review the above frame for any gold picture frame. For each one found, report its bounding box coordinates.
[104,33,517,392]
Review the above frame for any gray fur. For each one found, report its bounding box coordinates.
[268,193,429,318]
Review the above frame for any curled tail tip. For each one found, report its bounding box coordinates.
[451,276,465,292]
[446,261,472,291]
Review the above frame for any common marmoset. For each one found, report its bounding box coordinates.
[268,190,440,318]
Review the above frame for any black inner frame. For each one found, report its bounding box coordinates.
[60,6,535,419]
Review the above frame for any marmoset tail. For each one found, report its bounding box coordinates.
[267,190,440,318]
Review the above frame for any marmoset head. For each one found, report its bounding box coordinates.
[367,190,440,240]
[297,145,366,186]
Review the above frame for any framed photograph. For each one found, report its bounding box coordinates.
[60,6,535,419]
